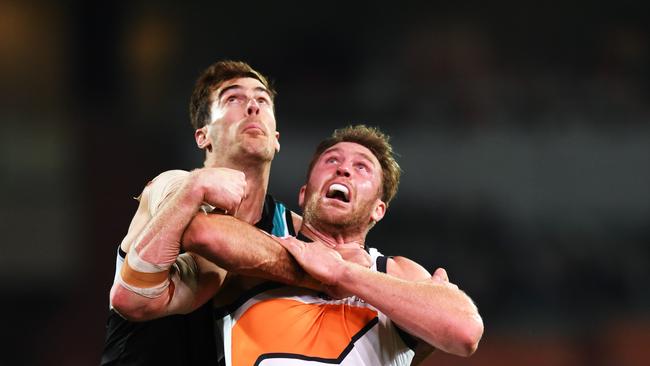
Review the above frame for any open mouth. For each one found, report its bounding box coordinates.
[326,183,350,203]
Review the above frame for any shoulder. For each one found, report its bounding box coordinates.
[386,256,431,282]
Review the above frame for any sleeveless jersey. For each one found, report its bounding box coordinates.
[214,237,416,366]
[101,194,294,366]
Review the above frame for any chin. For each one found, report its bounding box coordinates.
[240,144,274,161]
[316,210,360,230]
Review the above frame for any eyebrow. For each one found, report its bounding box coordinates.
[217,84,271,100]
[324,147,376,166]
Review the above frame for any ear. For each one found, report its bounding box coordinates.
[298,185,306,209]
[370,199,386,223]
[195,126,211,150]
[274,131,281,153]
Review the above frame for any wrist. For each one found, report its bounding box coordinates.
[334,260,356,289]
[185,170,211,206]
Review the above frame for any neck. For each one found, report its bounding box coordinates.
[205,158,272,225]
[301,221,366,249]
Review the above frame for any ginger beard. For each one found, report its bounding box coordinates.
[300,142,387,236]
[301,182,381,234]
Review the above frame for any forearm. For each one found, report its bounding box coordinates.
[134,173,205,265]
[111,253,224,321]
[111,168,245,320]
[339,264,483,356]
[183,214,320,290]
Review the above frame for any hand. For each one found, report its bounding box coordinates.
[193,168,246,215]
[334,243,372,268]
[429,267,459,290]
[431,267,449,282]
[276,236,347,286]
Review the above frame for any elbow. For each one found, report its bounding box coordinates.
[426,312,483,357]
[451,314,484,357]
[110,285,152,322]
[110,287,139,321]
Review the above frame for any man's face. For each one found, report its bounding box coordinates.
[197,77,279,163]
[300,142,386,231]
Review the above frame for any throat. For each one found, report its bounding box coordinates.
[233,180,268,225]
[301,222,365,249]
[235,194,264,225]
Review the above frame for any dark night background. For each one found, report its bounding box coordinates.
[1,1,648,365]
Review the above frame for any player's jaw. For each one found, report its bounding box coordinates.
[235,118,278,159]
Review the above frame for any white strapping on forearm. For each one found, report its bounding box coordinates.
[128,243,171,273]
[116,271,170,298]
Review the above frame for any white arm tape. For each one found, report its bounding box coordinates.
[117,256,195,300]
[116,271,170,299]
[127,243,172,273]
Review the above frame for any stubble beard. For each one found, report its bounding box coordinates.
[235,137,275,165]
[303,194,370,233]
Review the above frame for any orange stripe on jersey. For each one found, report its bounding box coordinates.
[232,298,377,366]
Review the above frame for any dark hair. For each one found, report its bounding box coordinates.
[189,60,276,130]
[307,125,401,206]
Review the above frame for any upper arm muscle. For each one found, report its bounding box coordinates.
[386,256,431,282]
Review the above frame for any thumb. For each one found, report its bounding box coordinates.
[275,236,301,254]
[432,267,449,282]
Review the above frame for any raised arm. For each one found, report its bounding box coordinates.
[181,213,376,291]
[110,168,245,320]
[182,213,321,290]
[277,237,484,357]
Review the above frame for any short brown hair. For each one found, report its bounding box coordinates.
[189,60,276,130]
[307,125,401,206]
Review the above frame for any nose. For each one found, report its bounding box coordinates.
[336,165,351,178]
[246,98,260,116]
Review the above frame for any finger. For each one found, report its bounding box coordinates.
[231,195,243,217]
[432,267,449,282]
[275,237,290,249]
[276,237,301,253]
[236,178,247,213]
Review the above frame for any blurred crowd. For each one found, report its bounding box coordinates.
[0,1,648,365]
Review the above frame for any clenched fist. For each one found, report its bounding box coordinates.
[192,167,246,215]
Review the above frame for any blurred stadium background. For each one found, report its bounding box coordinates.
[0,1,648,365]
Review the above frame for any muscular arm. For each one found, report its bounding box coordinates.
[110,169,243,320]
[110,251,227,321]
[181,210,373,292]
[182,213,321,290]
[353,257,482,356]
[277,238,484,357]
